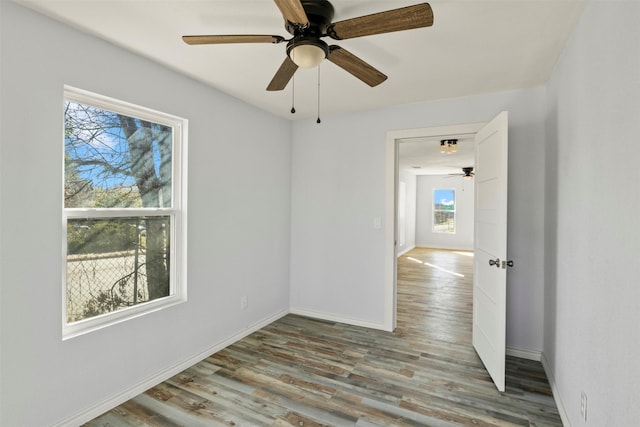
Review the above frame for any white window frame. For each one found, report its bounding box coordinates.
[62,86,188,340]
[432,188,456,234]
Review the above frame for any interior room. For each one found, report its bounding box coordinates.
[396,134,476,254]
[1,1,638,426]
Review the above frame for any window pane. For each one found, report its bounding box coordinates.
[433,189,456,233]
[434,189,455,209]
[66,216,171,322]
[433,210,455,232]
[64,101,172,209]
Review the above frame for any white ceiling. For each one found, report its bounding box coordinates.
[16,0,586,121]
[398,134,475,176]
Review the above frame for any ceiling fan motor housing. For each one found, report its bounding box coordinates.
[285,0,335,36]
[285,1,335,66]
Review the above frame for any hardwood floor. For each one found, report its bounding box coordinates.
[85,248,561,426]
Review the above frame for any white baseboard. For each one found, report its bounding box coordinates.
[506,346,541,361]
[290,307,389,331]
[54,308,289,427]
[541,352,570,427]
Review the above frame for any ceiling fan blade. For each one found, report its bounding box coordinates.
[327,46,387,87]
[273,0,309,26]
[327,3,433,40]
[182,35,285,45]
[267,57,299,91]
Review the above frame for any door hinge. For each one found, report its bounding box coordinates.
[502,260,514,269]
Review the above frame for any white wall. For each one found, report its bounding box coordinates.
[397,170,416,256]
[416,175,474,250]
[291,86,547,351]
[0,3,292,425]
[544,1,640,425]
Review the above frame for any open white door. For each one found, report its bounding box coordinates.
[472,111,509,392]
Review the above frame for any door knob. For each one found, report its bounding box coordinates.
[489,258,500,268]
[503,260,514,268]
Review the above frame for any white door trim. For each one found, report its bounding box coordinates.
[384,122,485,332]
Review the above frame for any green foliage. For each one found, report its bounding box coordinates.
[68,219,140,255]
[80,272,147,319]
[81,289,128,319]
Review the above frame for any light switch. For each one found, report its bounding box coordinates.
[373,217,382,229]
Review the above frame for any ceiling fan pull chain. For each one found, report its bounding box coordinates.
[290,75,296,114]
[316,64,322,124]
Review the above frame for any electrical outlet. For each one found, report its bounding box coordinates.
[580,391,588,422]
[240,296,248,311]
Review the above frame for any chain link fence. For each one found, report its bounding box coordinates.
[66,249,149,323]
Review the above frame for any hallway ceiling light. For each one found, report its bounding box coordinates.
[440,139,458,154]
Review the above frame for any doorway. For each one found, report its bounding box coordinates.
[383,122,484,331]
[385,112,511,392]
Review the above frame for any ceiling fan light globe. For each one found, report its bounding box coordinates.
[291,44,326,68]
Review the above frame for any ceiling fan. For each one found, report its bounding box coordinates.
[447,167,475,180]
[182,0,434,91]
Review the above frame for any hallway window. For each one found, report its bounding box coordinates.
[63,86,188,339]
[433,189,455,233]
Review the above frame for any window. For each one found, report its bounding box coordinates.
[433,189,455,233]
[63,86,187,338]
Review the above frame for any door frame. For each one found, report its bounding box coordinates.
[383,122,485,331]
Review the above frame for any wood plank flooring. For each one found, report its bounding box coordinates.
[85,248,562,426]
